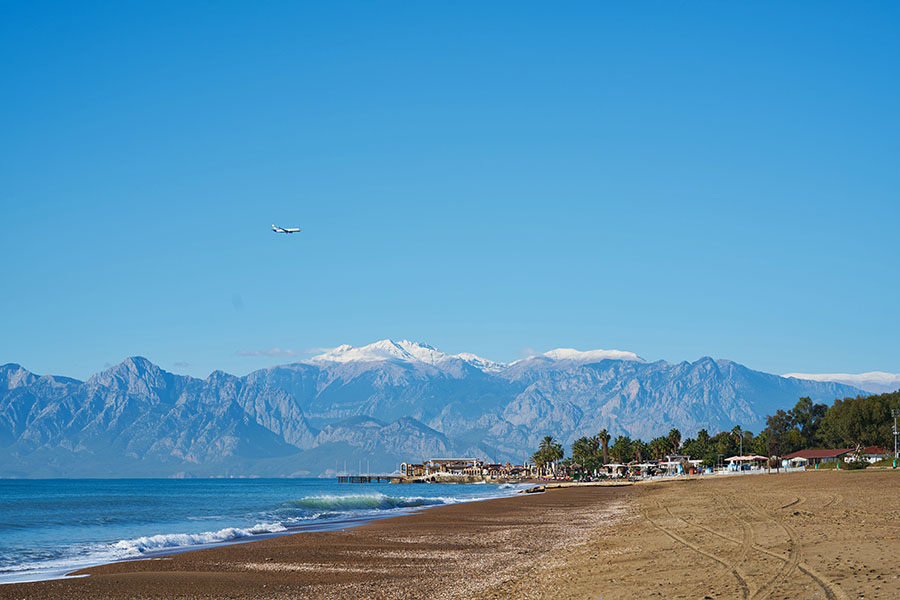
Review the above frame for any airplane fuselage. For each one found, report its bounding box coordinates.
[272,224,301,234]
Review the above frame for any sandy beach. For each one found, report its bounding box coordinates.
[2,471,897,600]
[487,470,900,600]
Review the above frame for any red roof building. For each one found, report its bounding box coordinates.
[850,446,891,463]
[783,449,852,465]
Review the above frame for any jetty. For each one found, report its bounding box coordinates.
[337,475,396,483]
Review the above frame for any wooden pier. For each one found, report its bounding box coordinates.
[337,475,395,483]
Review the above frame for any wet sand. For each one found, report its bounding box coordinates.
[3,471,897,600]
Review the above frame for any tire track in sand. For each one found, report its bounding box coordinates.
[822,493,842,509]
[663,505,755,581]
[741,498,801,600]
[779,497,802,510]
[644,501,751,600]
[667,494,846,600]
[740,498,847,600]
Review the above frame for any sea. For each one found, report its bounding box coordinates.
[0,478,529,584]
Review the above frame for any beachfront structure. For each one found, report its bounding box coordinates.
[845,446,890,464]
[424,458,482,476]
[481,462,535,479]
[603,463,628,477]
[399,458,537,481]
[400,462,426,477]
[783,449,852,466]
[401,459,484,477]
[658,455,701,475]
[725,455,769,471]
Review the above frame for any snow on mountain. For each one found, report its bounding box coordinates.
[541,348,645,363]
[451,353,506,373]
[304,340,643,373]
[783,372,900,395]
[306,340,451,365]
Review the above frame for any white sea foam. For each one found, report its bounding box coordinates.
[112,522,287,556]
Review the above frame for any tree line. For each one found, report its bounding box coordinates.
[531,389,900,471]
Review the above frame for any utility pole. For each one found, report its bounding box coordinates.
[892,409,899,469]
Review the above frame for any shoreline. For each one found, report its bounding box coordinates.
[0,484,636,599]
[2,471,895,599]
[0,482,540,587]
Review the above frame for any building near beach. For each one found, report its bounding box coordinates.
[400,462,426,477]
[481,462,535,478]
[845,446,890,464]
[725,455,769,471]
[783,449,852,466]
[424,458,483,475]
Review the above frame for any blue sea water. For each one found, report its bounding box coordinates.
[0,478,527,584]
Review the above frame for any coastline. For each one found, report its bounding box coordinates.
[6,471,895,599]
[0,478,537,586]
[0,484,636,600]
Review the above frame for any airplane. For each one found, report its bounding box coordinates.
[272,224,301,234]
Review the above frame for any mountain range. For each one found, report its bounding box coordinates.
[0,340,872,478]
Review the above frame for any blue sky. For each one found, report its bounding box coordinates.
[1,1,898,380]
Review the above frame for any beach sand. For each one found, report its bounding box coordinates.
[485,470,900,600]
[2,471,897,599]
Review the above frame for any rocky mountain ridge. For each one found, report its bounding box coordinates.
[0,342,867,477]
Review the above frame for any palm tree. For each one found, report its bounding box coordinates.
[539,435,555,454]
[610,435,634,463]
[598,429,611,465]
[649,436,669,460]
[668,428,682,454]
[731,425,743,456]
[533,436,564,475]
[572,436,601,474]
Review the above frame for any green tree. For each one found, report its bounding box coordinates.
[571,436,601,472]
[667,428,682,453]
[532,435,564,475]
[764,409,802,455]
[789,397,828,447]
[633,439,649,462]
[610,435,634,463]
[597,429,611,465]
[751,431,769,456]
[696,428,710,447]
[820,392,900,450]
[649,436,670,460]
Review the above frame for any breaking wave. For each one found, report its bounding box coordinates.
[283,493,450,512]
[112,522,287,556]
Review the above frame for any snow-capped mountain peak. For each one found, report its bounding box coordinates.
[541,348,645,363]
[307,339,451,366]
[305,340,510,374]
[305,340,646,372]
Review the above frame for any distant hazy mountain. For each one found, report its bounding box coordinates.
[783,371,900,395]
[0,340,865,478]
